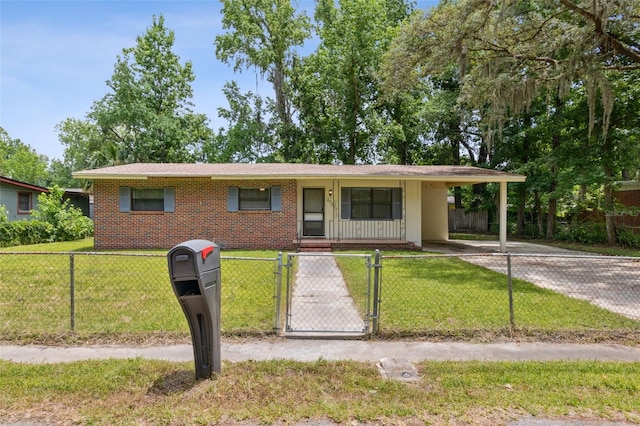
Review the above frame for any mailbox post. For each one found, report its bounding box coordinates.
[168,239,221,379]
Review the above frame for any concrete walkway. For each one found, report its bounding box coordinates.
[287,254,365,334]
[2,339,640,364]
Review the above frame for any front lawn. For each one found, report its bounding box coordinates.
[336,252,640,338]
[1,358,638,425]
[0,245,281,341]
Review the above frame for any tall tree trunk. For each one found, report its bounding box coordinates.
[517,183,526,236]
[535,190,544,236]
[603,139,617,244]
[545,96,562,239]
[516,114,531,236]
[604,179,616,244]
[546,193,557,239]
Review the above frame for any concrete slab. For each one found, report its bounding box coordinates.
[287,255,365,333]
[2,340,640,364]
[423,239,581,254]
[377,357,420,382]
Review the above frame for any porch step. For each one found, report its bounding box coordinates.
[298,240,333,252]
[295,239,420,252]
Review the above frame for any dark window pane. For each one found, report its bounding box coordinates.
[347,188,396,220]
[18,193,31,212]
[239,188,270,210]
[372,189,392,218]
[132,188,164,211]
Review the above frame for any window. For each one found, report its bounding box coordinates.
[239,188,271,210]
[227,186,282,212]
[119,187,175,213]
[132,188,164,211]
[18,193,32,213]
[341,187,402,220]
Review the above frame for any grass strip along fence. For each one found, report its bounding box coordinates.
[1,250,639,342]
[0,252,279,340]
[336,252,640,340]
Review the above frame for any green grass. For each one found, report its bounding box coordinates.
[0,244,282,340]
[0,358,638,425]
[0,237,95,252]
[336,252,640,337]
[2,240,639,343]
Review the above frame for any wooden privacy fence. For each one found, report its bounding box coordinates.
[448,208,488,232]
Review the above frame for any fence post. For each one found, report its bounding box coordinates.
[372,249,382,334]
[507,253,514,328]
[69,252,75,332]
[273,252,283,334]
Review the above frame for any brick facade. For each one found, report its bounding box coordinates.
[615,189,640,208]
[94,178,297,250]
[613,189,640,231]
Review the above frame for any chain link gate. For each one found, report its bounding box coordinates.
[281,252,381,336]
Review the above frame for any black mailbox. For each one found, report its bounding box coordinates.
[168,239,221,379]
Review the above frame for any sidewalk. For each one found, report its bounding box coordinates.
[2,339,640,364]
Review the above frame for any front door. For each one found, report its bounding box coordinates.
[303,188,324,236]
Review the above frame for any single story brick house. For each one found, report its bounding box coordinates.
[73,163,525,251]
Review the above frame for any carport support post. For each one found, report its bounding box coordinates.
[499,181,507,253]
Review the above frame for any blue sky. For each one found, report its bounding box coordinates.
[1,0,437,162]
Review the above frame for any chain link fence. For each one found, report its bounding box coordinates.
[377,253,640,337]
[1,251,639,341]
[0,252,279,339]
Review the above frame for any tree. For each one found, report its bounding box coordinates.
[203,81,276,163]
[382,0,640,242]
[32,185,93,242]
[383,0,640,134]
[0,127,49,186]
[215,0,311,162]
[295,0,414,164]
[59,15,212,168]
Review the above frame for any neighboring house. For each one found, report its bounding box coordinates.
[73,163,526,251]
[613,180,640,232]
[63,188,93,219]
[0,176,49,221]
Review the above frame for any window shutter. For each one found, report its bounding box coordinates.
[271,187,282,211]
[227,187,239,212]
[119,187,131,212]
[392,188,402,219]
[341,187,351,219]
[164,187,175,212]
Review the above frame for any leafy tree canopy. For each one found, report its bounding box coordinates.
[0,127,49,186]
[58,14,213,170]
[382,0,640,139]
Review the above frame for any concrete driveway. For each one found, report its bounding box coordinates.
[422,239,581,254]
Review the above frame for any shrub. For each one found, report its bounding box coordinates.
[32,186,93,242]
[0,188,93,248]
[555,222,608,244]
[0,205,7,223]
[0,220,53,247]
[616,228,640,249]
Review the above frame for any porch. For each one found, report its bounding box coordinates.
[295,238,419,252]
